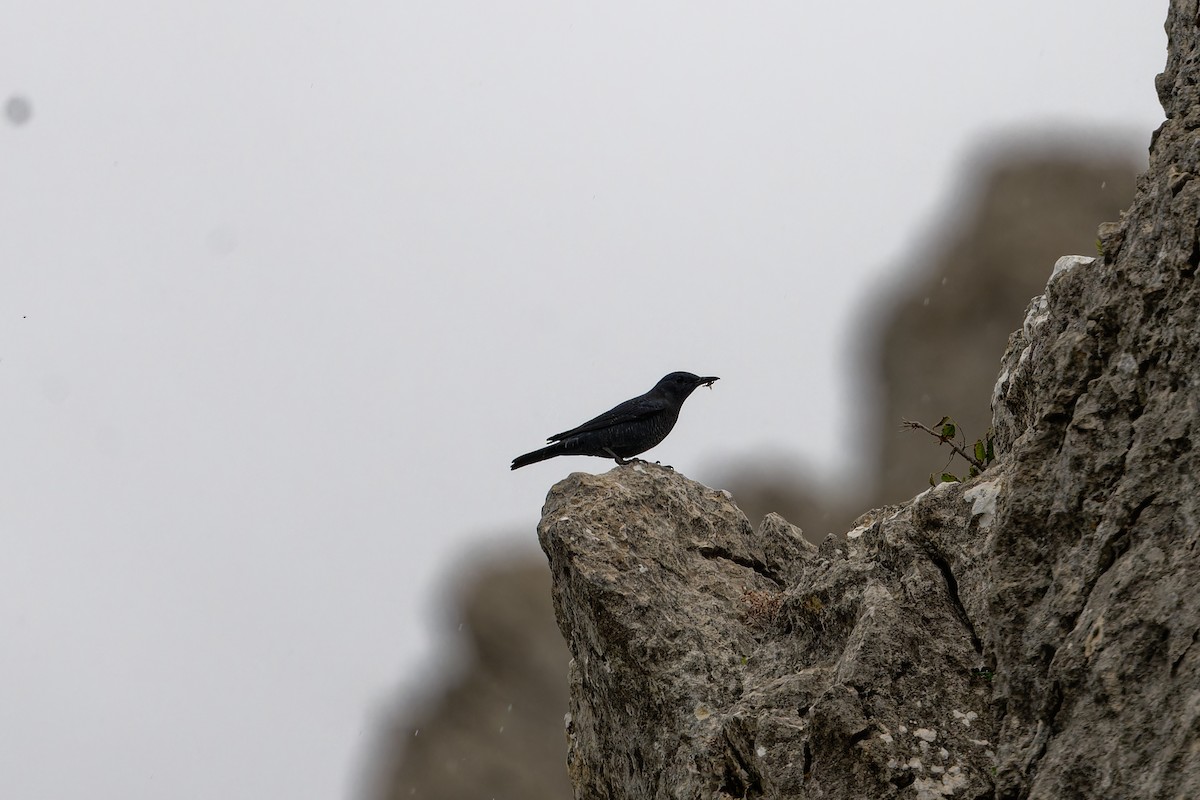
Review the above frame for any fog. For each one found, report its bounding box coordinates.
[2,2,1164,798]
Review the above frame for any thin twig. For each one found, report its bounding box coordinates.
[901,419,987,471]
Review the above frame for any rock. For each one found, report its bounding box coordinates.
[540,5,1200,797]
[980,3,1200,787]
[541,464,998,799]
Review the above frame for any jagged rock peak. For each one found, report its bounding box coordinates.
[540,465,999,798]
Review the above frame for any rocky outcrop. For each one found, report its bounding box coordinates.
[538,4,1200,797]
[541,467,997,798]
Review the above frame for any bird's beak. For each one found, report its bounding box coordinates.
[697,376,719,388]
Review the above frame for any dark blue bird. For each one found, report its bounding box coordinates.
[510,371,719,470]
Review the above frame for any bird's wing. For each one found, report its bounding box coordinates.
[548,394,668,441]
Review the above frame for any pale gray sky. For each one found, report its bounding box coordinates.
[2,3,1164,799]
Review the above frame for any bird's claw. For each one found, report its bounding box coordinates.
[613,456,659,467]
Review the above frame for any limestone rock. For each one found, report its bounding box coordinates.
[540,5,1200,797]
[541,466,997,799]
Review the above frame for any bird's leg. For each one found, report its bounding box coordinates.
[605,448,632,465]
[606,449,650,466]
[654,461,675,471]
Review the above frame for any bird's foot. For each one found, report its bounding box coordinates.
[607,449,633,465]
[655,461,675,471]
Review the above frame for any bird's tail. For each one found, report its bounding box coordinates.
[510,441,567,470]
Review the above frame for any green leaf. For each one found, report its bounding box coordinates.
[940,422,956,440]
[985,435,995,463]
[929,473,937,487]
[940,472,959,484]
[974,440,986,463]
[969,465,980,478]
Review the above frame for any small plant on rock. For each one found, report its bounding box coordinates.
[902,416,996,485]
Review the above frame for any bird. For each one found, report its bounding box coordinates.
[510,371,719,470]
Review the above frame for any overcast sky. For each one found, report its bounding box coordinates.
[2,3,1166,799]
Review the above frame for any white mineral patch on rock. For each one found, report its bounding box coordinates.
[963,481,1000,529]
[1048,255,1094,286]
[914,769,968,799]
[952,709,979,727]
[1022,295,1049,339]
